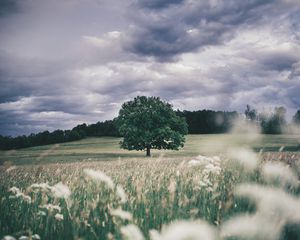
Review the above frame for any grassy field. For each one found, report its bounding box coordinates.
[1,134,300,240]
[1,134,299,165]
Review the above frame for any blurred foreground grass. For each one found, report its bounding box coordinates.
[0,134,300,240]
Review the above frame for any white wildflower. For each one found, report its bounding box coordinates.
[212,156,221,163]
[149,229,162,240]
[120,224,144,240]
[221,213,281,240]
[262,162,299,188]
[9,187,31,203]
[37,210,47,216]
[158,220,217,240]
[2,236,16,240]
[197,155,213,163]
[84,169,114,189]
[22,195,31,204]
[235,184,300,223]
[203,163,221,175]
[32,234,41,240]
[228,148,258,171]
[191,155,222,192]
[40,204,61,212]
[9,187,21,194]
[199,180,208,187]
[116,185,127,203]
[188,159,202,167]
[110,207,133,221]
[199,177,212,189]
[55,213,64,221]
[30,183,52,192]
[18,236,28,240]
[15,192,23,198]
[51,182,71,199]
[189,155,222,176]
[6,166,17,173]
[188,155,214,167]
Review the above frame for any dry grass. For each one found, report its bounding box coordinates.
[1,134,300,239]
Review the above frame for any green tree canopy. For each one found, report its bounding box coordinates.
[293,110,300,125]
[116,96,188,156]
[259,107,287,134]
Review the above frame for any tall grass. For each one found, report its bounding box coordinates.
[1,148,300,239]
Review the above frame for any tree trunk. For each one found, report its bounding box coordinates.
[146,147,151,157]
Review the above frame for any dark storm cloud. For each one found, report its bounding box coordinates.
[127,0,277,59]
[0,0,300,136]
[137,0,184,9]
[0,93,120,136]
[0,0,131,135]
[0,0,18,16]
[260,53,298,71]
[0,108,75,136]
[0,50,69,103]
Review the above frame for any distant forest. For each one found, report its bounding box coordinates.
[1,107,300,150]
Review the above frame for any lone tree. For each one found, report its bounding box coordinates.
[116,96,188,156]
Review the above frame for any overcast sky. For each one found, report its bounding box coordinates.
[0,0,300,136]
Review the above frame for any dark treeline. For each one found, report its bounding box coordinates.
[245,105,300,134]
[176,110,238,134]
[1,107,300,150]
[0,110,238,150]
[0,120,119,150]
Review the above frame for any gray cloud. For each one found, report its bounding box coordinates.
[137,0,184,9]
[126,0,280,60]
[0,0,300,136]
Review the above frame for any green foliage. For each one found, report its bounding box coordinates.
[176,110,238,134]
[245,105,257,121]
[0,120,120,150]
[117,96,188,155]
[293,110,300,125]
[259,107,287,134]
[0,104,295,151]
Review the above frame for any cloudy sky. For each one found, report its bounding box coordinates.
[0,0,300,136]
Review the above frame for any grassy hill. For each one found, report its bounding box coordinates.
[1,134,299,165]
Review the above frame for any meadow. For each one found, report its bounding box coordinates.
[0,134,300,240]
[1,134,300,165]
